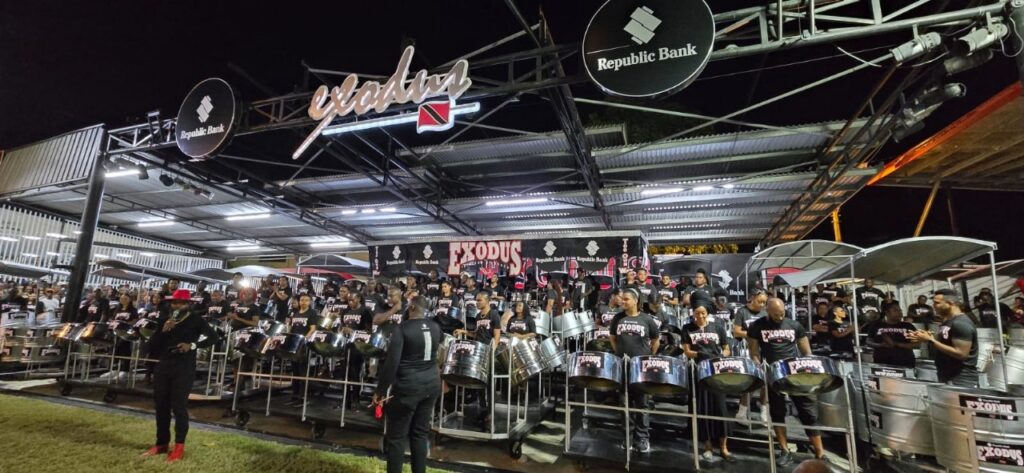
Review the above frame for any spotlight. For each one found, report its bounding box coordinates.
[136,163,149,180]
[943,48,993,76]
[955,24,1009,55]
[159,174,175,187]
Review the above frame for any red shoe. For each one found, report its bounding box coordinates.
[141,445,168,457]
[167,444,185,463]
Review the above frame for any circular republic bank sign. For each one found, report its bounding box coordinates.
[175,77,239,159]
[583,0,715,99]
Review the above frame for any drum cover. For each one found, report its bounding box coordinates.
[441,339,491,389]
[768,355,843,396]
[568,351,623,392]
[696,356,765,394]
[628,355,689,396]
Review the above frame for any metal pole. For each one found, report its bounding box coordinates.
[913,181,941,237]
[62,134,106,323]
[989,251,1008,385]
[831,208,842,242]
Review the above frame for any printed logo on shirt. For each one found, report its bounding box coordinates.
[114,312,131,321]
[688,331,719,345]
[760,329,796,343]
[343,314,363,326]
[602,312,616,325]
[862,292,879,300]
[508,320,529,333]
[389,312,403,324]
[476,318,492,330]
[938,326,952,342]
[876,327,909,338]
[208,306,223,314]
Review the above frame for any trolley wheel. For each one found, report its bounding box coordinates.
[59,383,73,396]
[508,440,523,460]
[102,390,117,403]
[312,423,326,439]
[235,409,251,427]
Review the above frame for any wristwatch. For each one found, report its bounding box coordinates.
[190,343,197,351]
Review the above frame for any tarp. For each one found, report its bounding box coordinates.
[296,254,370,276]
[814,237,997,286]
[95,260,228,285]
[0,261,70,280]
[771,267,833,288]
[747,240,863,272]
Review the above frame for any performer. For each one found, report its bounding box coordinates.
[866,304,918,368]
[374,296,441,473]
[609,289,660,454]
[683,269,715,314]
[454,292,501,428]
[681,305,733,463]
[906,294,936,325]
[501,301,536,339]
[828,305,855,358]
[287,293,321,403]
[746,297,826,467]
[141,289,220,462]
[731,289,768,422]
[340,292,374,409]
[908,288,979,387]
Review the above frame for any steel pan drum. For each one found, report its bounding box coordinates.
[234,329,272,359]
[441,339,491,389]
[110,320,138,342]
[130,318,159,340]
[78,322,113,346]
[986,346,1024,391]
[308,330,347,357]
[929,385,1024,473]
[508,337,546,385]
[1010,328,1024,347]
[54,323,81,346]
[576,311,596,332]
[538,335,565,371]
[258,320,287,337]
[657,332,683,357]
[359,327,389,357]
[20,344,63,363]
[268,333,307,361]
[531,310,551,338]
[0,342,22,362]
[865,370,941,455]
[915,359,938,382]
[585,328,613,353]
[628,355,688,396]
[568,351,623,392]
[977,328,1002,372]
[696,356,764,394]
[767,356,843,396]
[436,333,454,368]
[554,312,586,339]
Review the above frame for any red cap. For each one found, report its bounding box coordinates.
[167,289,192,302]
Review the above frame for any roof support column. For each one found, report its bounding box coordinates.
[913,180,941,237]
[62,131,106,323]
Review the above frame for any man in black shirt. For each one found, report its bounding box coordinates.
[746,297,825,467]
[906,295,935,325]
[225,272,244,302]
[609,290,660,454]
[374,296,440,473]
[190,281,211,314]
[684,269,715,314]
[454,292,502,427]
[141,289,220,462]
[423,270,442,298]
[867,304,918,368]
[855,279,884,321]
[632,269,657,313]
[973,292,1011,330]
[657,273,679,310]
[909,288,979,387]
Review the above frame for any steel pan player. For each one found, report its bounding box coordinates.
[501,301,536,339]
[141,289,220,462]
[453,292,502,428]
[609,289,660,453]
[681,305,734,463]
[908,288,979,387]
[866,303,919,368]
[373,296,441,473]
[746,297,827,467]
[731,289,769,422]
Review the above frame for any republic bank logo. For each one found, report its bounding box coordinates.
[624,6,661,45]
[543,241,557,256]
[197,96,213,123]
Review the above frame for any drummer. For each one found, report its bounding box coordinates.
[341,292,374,409]
[681,305,734,463]
[373,288,407,327]
[224,288,263,392]
[501,301,536,339]
[632,268,657,313]
[225,272,244,303]
[287,293,321,403]
[810,302,831,348]
[609,289,660,454]
[731,289,769,422]
[908,288,979,387]
[828,305,855,358]
[657,273,679,310]
[683,269,715,314]
[205,291,231,322]
[454,292,502,427]
[906,294,935,325]
[746,297,827,467]
[866,304,918,368]
[434,281,459,315]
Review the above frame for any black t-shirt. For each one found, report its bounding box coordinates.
[296,284,317,298]
[828,318,855,353]
[746,317,807,363]
[189,290,211,312]
[434,295,458,315]
[935,314,979,383]
[907,303,935,323]
[233,302,264,323]
[341,306,373,331]
[273,287,292,321]
[856,287,884,311]
[731,305,764,332]
[148,309,219,361]
[289,308,321,333]
[206,300,231,318]
[505,316,535,335]
[423,280,442,298]
[975,303,1012,329]
[225,285,243,302]
[609,312,660,357]
[375,318,441,396]
[811,313,831,346]
[656,286,678,304]
[681,321,728,361]
[686,285,715,312]
[473,309,502,344]
[869,320,917,367]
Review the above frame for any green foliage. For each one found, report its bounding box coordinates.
[583,104,715,144]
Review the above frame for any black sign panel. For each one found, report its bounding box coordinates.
[582,0,715,98]
[379,244,410,276]
[175,78,239,158]
[526,238,574,272]
[409,242,447,273]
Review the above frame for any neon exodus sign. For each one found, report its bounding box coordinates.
[292,46,472,159]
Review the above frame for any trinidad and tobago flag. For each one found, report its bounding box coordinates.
[416,100,455,133]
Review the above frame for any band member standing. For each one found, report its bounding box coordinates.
[609,290,660,454]
[732,289,768,421]
[632,268,657,313]
[682,305,733,463]
[288,294,320,403]
[828,305,855,358]
[746,297,826,467]
[341,292,374,408]
[501,301,536,339]
[683,269,715,314]
[908,288,979,387]
[657,273,679,310]
[810,302,831,348]
[374,296,440,473]
[545,279,569,316]
[141,289,220,462]
[866,304,919,368]
[454,292,501,428]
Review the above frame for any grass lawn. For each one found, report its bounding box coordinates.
[0,394,449,473]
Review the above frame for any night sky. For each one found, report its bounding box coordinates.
[2,1,1021,258]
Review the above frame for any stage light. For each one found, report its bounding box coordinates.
[136,163,149,180]
[159,174,175,187]
[226,213,271,221]
[956,24,1009,55]
[485,198,549,206]
[341,209,357,215]
[138,220,174,228]
[105,168,140,178]
[641,188,682,196]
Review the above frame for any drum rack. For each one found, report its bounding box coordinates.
[231,350,382,439]
[0,319,67,379]
[435,347,550,459]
